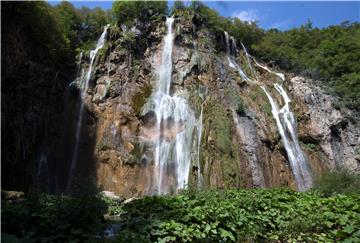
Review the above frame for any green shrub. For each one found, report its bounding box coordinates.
[261,102,272,116]
[302,142,317,151]
[112,0,168,26]
[315,169,360,196]
[224,85,246,116]
[1,189,107,241]
[110,188,360,242]
[253,21,360,111]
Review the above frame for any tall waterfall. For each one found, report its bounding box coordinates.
[148,17,199,194]
[229,37,313,191]
[68,25,109,189]
[261,85,313,191]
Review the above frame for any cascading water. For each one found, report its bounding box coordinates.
[68,25,109,189]
[238,41,313,191]
[146,17,200,194]
[224,31,253,83]
[261,85,312,191]
[196,102,205,188]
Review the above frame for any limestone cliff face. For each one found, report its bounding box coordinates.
[289,77,360,171]
[66,13,359,198]
[4,11,359,196]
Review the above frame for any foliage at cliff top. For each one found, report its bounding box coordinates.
[112,0,168,26]
[3,188,360,242]
[2,1,73,67]
[253,21,360,111]
[4,1,359,111]
[110,0,359,111]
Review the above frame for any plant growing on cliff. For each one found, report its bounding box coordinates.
[253,21,360,111]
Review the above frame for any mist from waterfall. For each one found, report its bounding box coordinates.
[68,25,109,190]
[227,35,313,191]
[148,17,201,194]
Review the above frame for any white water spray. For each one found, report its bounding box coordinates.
[229,38,312,190]
[68,25,109,189]
[224,31,253,83]
[261,84,312,191]
[147,17,200,194]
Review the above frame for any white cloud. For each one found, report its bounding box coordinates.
[270,20,292,30]
[232,10,260,22]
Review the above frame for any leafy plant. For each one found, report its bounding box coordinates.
[106,188,360,242]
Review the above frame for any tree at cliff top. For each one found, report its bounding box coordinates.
[53,1,111,53]
[1,1,73,67]
[112,0,168,26]
[174,1,264,47]
[253,21,360,111]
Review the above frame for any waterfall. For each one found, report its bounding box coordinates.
[261,85,312,191]
[252,58,285,81]
[145,17,199,194]
[238,41,312,191]
[196,105,204,187]
[68,25,109,190]
[240,42,256,79]
[224,31,252,82]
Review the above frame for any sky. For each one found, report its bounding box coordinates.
[48,1,360,31]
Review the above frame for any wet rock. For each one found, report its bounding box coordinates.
[290,76,360,170]
[1,189,25,200]
[101,190,123,202]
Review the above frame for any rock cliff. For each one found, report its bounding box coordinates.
[3,11,359,197]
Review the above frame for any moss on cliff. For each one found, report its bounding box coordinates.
[132,83,153,116]
[224,85,246,116]
[204,99,231,154]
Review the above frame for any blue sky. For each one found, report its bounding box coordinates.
[48,1,360,30]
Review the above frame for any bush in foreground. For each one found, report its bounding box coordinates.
[315,169,360,196]
[2,188,360,242]
[112,188,360,242]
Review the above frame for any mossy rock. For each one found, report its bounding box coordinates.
[132,83,153,116]
[204,98,231,154]
[224,84,246,115]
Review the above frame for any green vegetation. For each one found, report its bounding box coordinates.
[112,189,360,242]
[204,100,231,154]
[2,1,111,68]
[4,1,358,111]
[132,83,153,116]
[253,21,360,110]
[301,142,317,151]
[2,192,106,242]
[261,102,272,116]
[183,1,263,47]
[53,1,111,53]
[112,0,168,27]
[2,1,73,67]
[2,188,360,242]
[315,169,360,196]
[224,85,246,116]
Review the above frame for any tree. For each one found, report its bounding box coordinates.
[112,0,168,26]
[171,0,185,14]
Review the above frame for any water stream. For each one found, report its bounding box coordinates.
[68,25,109,190]
[147,17,200,194]
[226,34,312,191]
[261,85,313,191]
[224,31,252,82]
